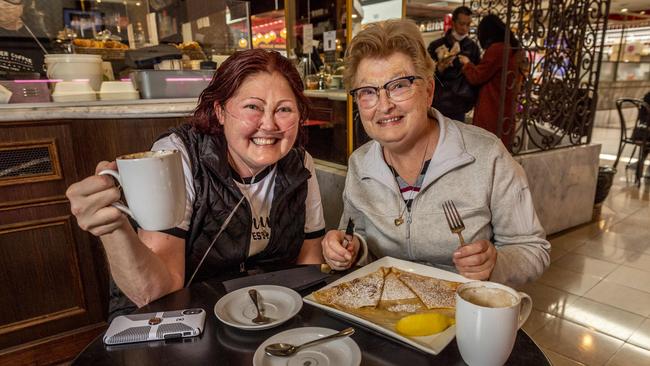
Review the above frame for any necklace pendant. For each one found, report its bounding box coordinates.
[394,217,404,226]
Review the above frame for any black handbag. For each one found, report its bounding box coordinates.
[631,125,649,142]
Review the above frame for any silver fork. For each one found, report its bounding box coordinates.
[442,200,466,245]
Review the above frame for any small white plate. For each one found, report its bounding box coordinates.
[253,327,361,366]
[214,285,302,330]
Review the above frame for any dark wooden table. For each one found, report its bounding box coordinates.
[73,268,550,365]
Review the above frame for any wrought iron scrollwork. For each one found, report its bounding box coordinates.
[469,0,610,154]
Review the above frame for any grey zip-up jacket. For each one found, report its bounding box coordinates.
[343,110,550,287]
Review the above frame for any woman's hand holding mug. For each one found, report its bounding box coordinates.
[67,150,186,236]
[67,161,128,236]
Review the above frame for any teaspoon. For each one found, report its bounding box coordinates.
[249,289,274,324]
[264,327,355,357]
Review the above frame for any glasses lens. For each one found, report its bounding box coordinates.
[355,88,378,109]
[387,78,415,101]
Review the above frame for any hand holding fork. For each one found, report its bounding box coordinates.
[442,200,497,280]
[443,200,466,246]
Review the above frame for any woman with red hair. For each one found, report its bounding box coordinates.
[66,49,325,318]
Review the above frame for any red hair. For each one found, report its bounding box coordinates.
[192,49,309,145]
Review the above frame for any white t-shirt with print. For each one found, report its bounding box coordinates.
[152,134,326,257]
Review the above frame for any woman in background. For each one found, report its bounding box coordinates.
[459,14,526,151]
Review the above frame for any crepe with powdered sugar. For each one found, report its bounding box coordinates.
[313,266,461,312]
[313,267,386,309]
[395,269,461,309]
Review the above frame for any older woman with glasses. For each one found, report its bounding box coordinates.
[66,49,326,318]
[321,19,549,287]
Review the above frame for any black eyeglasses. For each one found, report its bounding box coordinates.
[349,75,423,109]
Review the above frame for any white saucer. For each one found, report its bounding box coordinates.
[253,327,362,366]
[214,285,302,330]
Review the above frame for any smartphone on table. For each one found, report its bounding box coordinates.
[103,308,206,345]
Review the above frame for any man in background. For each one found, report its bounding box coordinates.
[427,6,480,122]
[0,0,50,75]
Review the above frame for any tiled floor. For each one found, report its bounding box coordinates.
[521,127,650,365]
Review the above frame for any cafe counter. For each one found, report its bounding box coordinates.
[0,98,198,121]
[303,89,348,101]
[0,90,348,121]
[0,99,194,365]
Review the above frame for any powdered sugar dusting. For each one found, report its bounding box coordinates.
[314,267,385,309]
[397,271,460,309]
[385,303,422,313]
[381,272,417,301]
[313,266,461,311]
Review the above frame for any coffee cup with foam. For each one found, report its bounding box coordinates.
[455,281,532,366]
[98,150,186,231]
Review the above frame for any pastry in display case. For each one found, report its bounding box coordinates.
[250,10,287,51]
[73,38,129,49]
[72,30,129,61]
[174,41,208,61]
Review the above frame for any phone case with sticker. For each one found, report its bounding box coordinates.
[103,308,206,345]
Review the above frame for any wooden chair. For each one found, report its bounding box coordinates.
[614,98,650,185]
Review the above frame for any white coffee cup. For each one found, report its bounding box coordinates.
[98,150,186,231]
[455,281,532,366]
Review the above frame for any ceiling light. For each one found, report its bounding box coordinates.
[641,11,646,15]
[621,8,628,13]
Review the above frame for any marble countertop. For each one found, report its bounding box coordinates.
[304,89,348,101]
[0,90,349,121]
[0,98,199,121]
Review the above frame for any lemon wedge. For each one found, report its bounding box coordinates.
[395,313,455,337]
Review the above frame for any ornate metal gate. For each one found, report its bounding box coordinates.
[468,0,611,154]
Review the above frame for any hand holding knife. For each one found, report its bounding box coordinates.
[320,218,356,274]
[342,218,355,250]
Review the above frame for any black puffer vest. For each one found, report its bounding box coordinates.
[108,125,310,319]
[169,124,310,284]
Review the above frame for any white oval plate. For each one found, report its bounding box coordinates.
[253,327,361,366]
[214,285,302,330]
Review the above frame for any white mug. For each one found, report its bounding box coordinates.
[98,150,186,231]
[455,281,532,366]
